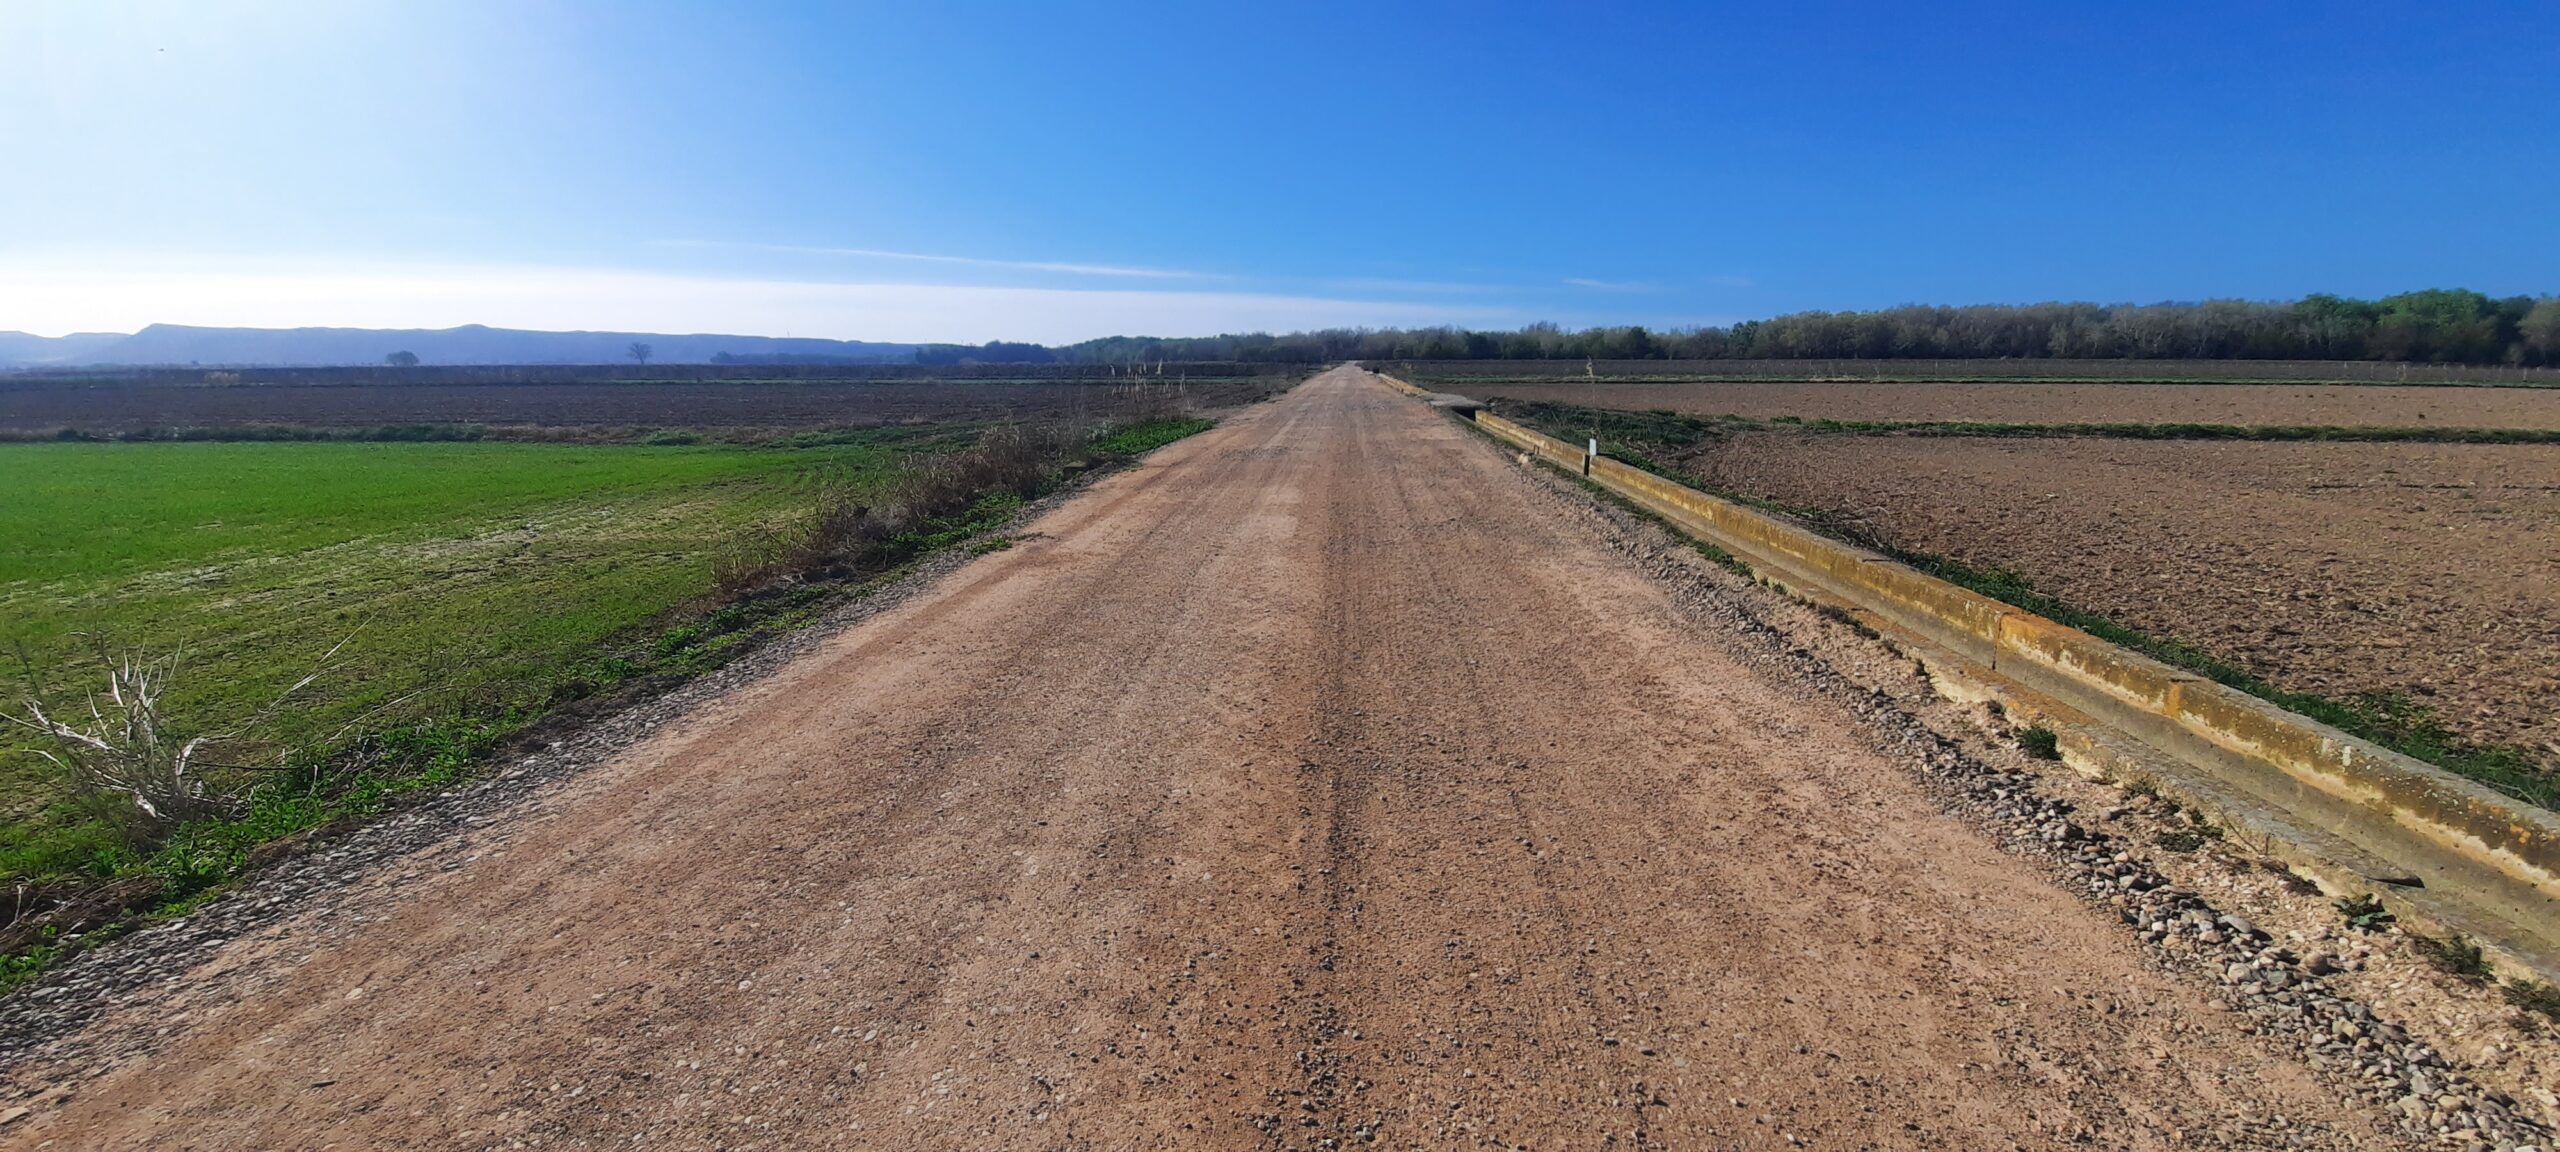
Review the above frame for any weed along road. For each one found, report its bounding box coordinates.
[12,368,2416,1149]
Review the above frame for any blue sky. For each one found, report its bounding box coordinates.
[4,0,2555,342]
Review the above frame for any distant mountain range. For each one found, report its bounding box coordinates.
[0,331,130,366]
[0,324,920,367]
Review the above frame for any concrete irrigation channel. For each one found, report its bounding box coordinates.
[4,367,2554,1149]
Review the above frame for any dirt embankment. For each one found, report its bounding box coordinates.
[1479,380,2560,429]
[1675,431,2560,766]
[3,369,2453,1149]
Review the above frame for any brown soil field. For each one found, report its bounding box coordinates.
[0,378,1287,434]
[1670,432,2560,766]
[1394,357,2560,385]
[1471,380,2560,429]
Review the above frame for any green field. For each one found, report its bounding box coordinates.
[0,433,952,874]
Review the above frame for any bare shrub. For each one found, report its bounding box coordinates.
[7,641,343,847]
[7,653,225,842]
[1099,382,1193,426]
[713,390,1220,598]
[888,422,1069,516]
[716,421,1082,596]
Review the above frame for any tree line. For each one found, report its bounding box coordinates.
[1033,290,2560,366]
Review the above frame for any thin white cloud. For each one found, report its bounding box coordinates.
[662,239,1201,280]
[0,258,1519,344]
[1320,276,1508,295]
[1563,277,1658,292]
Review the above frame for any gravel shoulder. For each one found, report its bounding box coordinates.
[2,368,2535,1149]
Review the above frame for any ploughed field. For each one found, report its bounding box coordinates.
[1482,376,2560,786]
[0,377,1282,437]
[1393,357,2560,386]
[1674,433,2560,765]
[1454,379,2560,430]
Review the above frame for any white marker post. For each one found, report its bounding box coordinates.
[1585,438,1598,476]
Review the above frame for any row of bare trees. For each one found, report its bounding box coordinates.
[1054,291,2560,367]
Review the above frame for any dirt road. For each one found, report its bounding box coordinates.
[8,368,2393,1149]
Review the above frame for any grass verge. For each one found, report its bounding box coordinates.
[1092,417,1214,456]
